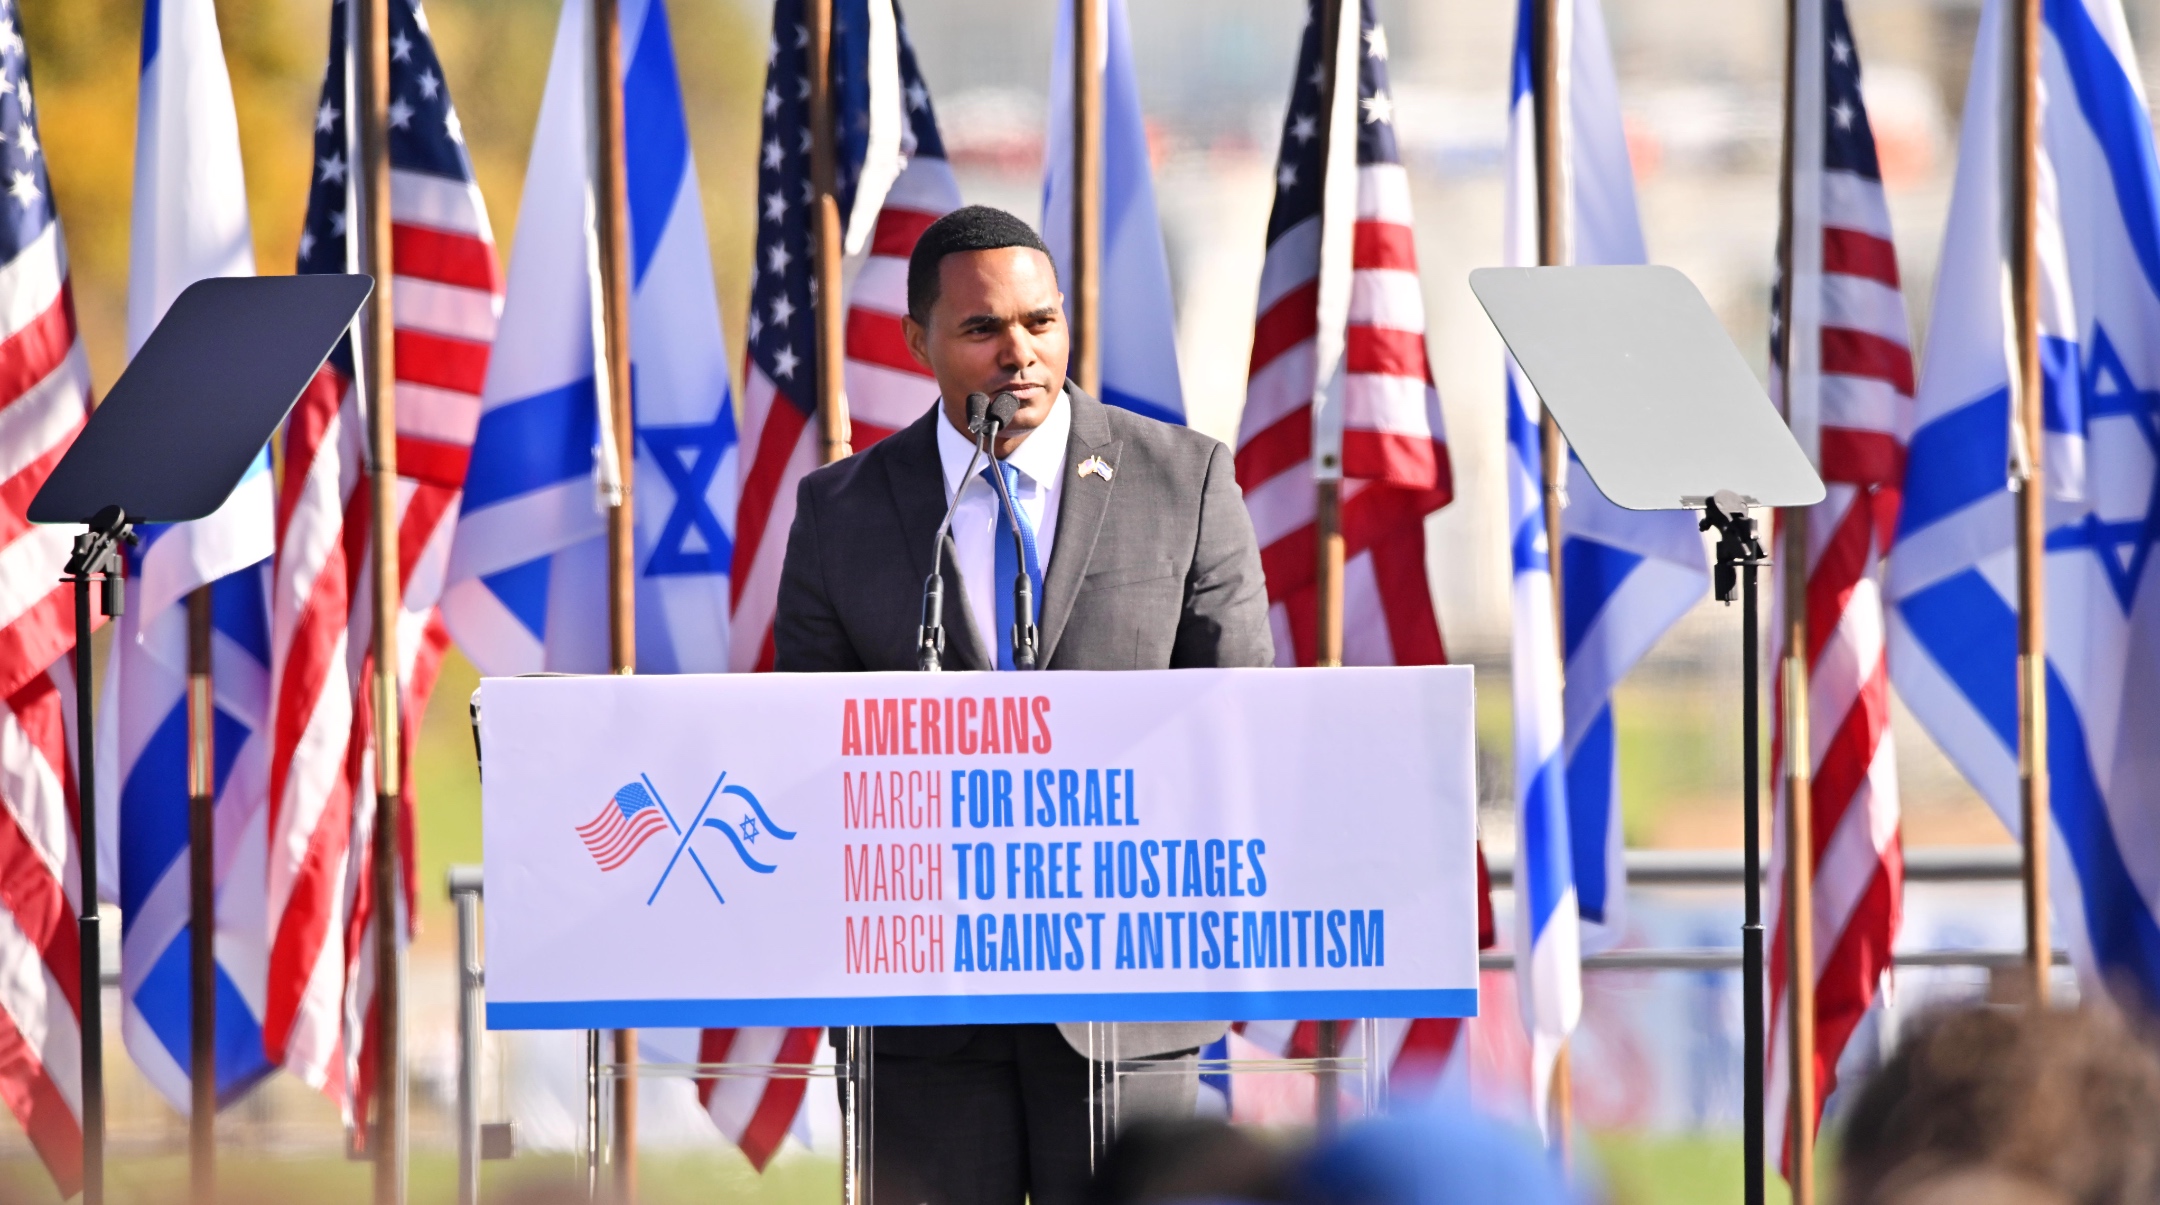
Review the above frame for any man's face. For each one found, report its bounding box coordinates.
[903,246,1070,456]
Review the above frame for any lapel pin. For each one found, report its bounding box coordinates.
[1078,455,1114,482]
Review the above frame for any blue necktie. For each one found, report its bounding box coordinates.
[982,462,1044,671]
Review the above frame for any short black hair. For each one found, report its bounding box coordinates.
[906,205,1056,323]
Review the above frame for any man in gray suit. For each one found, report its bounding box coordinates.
[775,206,1273,1205]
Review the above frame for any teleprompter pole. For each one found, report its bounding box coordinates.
[1701,495,1768,1205]
[68,509,132,1205]
[187,588,217,1205]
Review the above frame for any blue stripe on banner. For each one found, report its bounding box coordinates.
[1567,704,1617,924]
[1099,386,1184,428]
[119,704,192,928]
[135,928,276,1103]
[482,556,554,644]
[487,987,1479,1030]
[1896,388,2010,538]
[2045,0,2160,304]
[1560,537,1645,661]
[2047,667,2160,1006]
[140,0,161,71]
[1520,754,1570,934]
[622,0,691,286]
[1897,568,2018,750]
[462,379,600,510]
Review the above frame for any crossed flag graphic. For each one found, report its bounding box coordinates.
[574,773,796,904]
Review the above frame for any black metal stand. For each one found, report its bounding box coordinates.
[1699,491,1766,1205]
[64,505,134,1205]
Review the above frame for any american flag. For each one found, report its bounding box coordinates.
[1234,0,1452,669]
[0,0,94,1191]
[577,783,669,872]
[267,0,499,1134]
[730,0,957,672]
[1234,0,1486,1093]
[837,22,959,449]
[1766,0,1907,1174]
[714,0,953,1162]
[694,1026,822,1171]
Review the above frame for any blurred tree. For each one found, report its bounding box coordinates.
[21,0,763,398]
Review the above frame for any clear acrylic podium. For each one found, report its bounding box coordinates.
[583,1020,1393,1202]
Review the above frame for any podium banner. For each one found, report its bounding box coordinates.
[479,667,1479,1029]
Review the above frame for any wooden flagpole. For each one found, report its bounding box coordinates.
[1531,0,1573,1156]
[2009,0,2051,1011]
[354,0,405,1200]
[807,0,851,466]
[1073,0,1105,402]
[1307,0,1351,1128]
[1310,0,1345,676]
[1774,1,1816,1197]
[590,0,641,1193]
[186,588,216,1205]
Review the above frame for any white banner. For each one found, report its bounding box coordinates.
[479,667,1480,1029]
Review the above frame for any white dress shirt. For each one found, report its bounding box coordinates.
[934,391,1071,660]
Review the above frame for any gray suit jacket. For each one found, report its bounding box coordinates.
[776,385,1274,1057]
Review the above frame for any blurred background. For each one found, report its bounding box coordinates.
[0,0,2125,1200]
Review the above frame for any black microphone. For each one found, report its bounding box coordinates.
[917,393,994,671]
[980,391,1038,670]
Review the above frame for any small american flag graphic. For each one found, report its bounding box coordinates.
[578,783,670,872]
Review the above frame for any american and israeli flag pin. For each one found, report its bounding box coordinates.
[1079,455,1114,482]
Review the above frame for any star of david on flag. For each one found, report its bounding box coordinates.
[1888,0,2160,1011]
[443,0,738,676]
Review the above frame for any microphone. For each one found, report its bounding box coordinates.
[917,393,993,671]
[980,391,1038,670]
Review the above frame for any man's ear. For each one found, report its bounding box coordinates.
[902,315,932,370]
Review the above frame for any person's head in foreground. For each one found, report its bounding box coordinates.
[1295,1103,1572,1205]
[1837,1003,2160,1205]
[902,204,1069,456]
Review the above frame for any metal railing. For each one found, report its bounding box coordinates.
[1482,845,2025,888]
[442,847,2058,1202]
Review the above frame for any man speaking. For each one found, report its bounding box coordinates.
[775,205,1272,1204]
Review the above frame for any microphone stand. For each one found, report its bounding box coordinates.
[918,394,992,671]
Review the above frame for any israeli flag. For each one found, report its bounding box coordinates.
[1888,0,2160,1004]
[96,0,276,1111]
[443,0,737,675]
[1504,0,1710,1128]
[1041,0,1185,425]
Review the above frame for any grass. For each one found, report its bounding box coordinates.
[0,1134,1840,1205]
[0,1149,837,1205]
